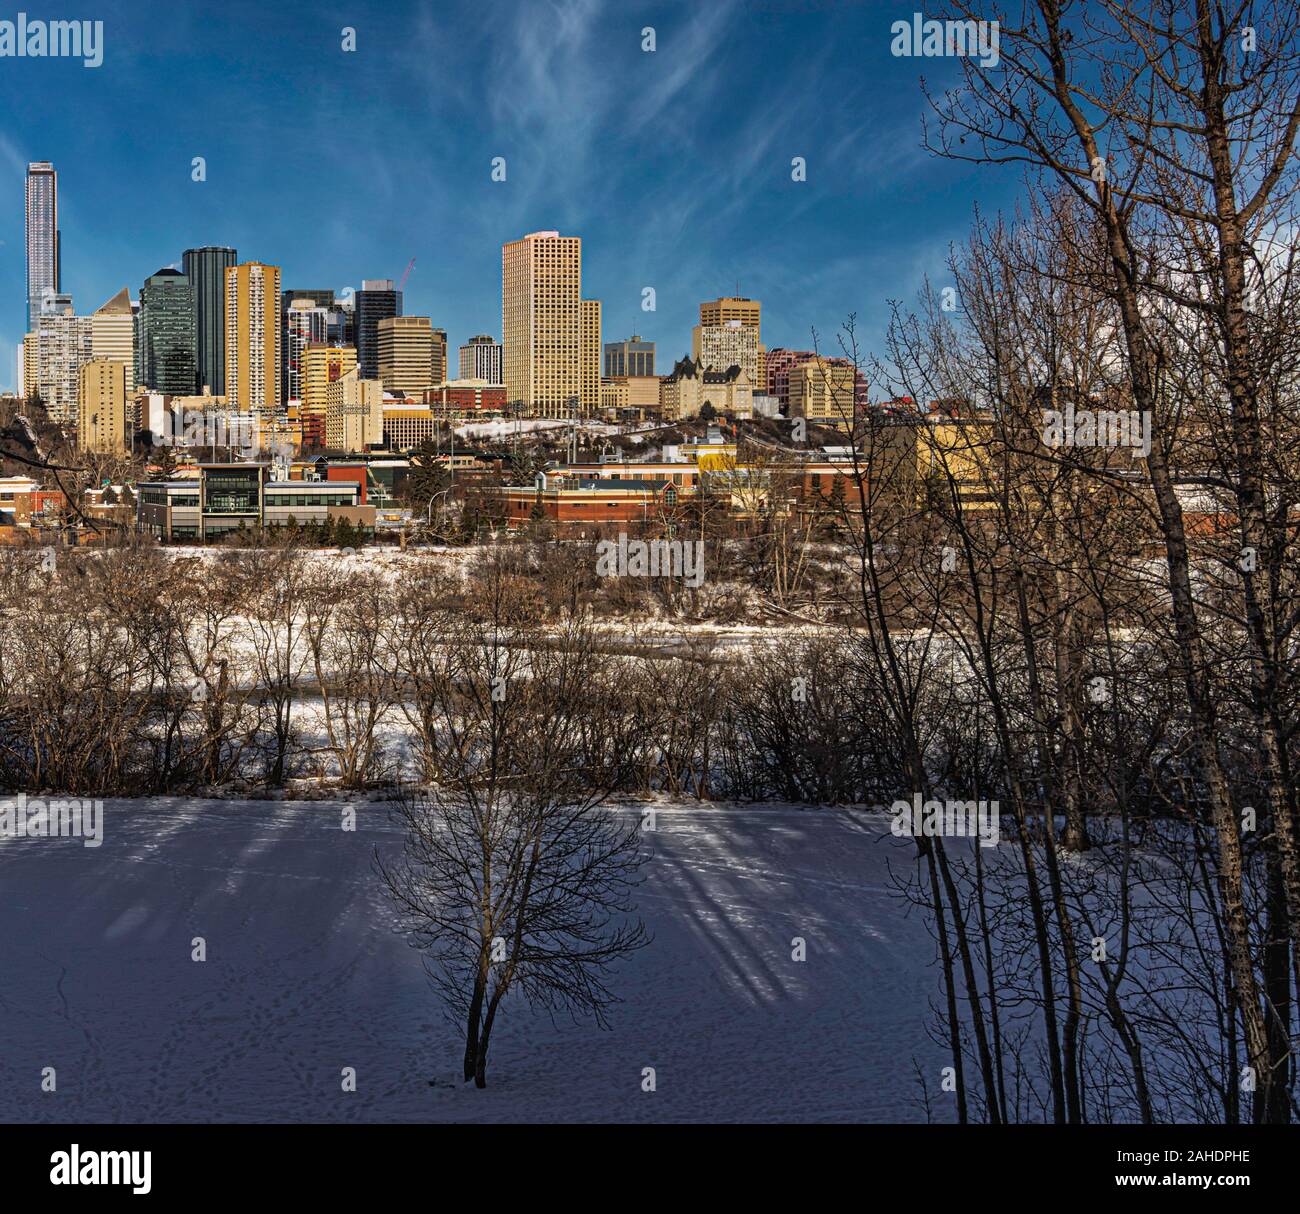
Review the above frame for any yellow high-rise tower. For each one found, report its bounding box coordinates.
[77,358,130,454]
[224,261,282,413]
[502,230,600,417]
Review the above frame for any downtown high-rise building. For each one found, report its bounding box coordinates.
[693,319,762,389]
[282,298,330,402]
[91,287,136,395]
[25,162,61,332]
[29,304,91,426]
[694,296,765,388]
[378,316,436,394]
[604,335,655,378]
[283,289,334,309]
[329,297,355,347]
[458,335,502,383]
[580,300,601,416]
[700,296,761,334]
[286,290,354,348]
[137,268,198,395]
[431,328,448,386]
[354,280,402,380]
[224,261,282,413]
[182,246,237,395]
[300,343,358,450]
[301,343,357,418]
[78,358,130,454]
[501,230,601,417]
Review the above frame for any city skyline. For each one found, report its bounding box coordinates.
[0,0,1008,393]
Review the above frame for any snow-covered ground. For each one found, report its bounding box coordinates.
[0,798,945,1123]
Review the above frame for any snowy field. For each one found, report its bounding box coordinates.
[0,798,946,1123]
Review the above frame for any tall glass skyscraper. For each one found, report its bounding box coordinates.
[25,162,61,333]
[137,268,198,394]
[182,246,237,394]
[354,280,402,380]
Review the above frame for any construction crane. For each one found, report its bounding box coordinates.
[398,257,415,292]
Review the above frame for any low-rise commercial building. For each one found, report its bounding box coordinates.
[137,462,372,542]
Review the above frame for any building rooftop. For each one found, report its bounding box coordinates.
[573,478,669,492]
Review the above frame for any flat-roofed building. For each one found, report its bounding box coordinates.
[136,462,371,542]
[501,230,601,417]
[301,344,357,450]
[693,318,764,390]
[491,473,681,535]
[420,379,509,419]
[604,335,655,378]
[324,365,385,452]
[30,305,93,426]
[77,358,130,453]
[378,316,436,394]
[458,335,502,383]
[788,359,859,429]
[224,261,282,413]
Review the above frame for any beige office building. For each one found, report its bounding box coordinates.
[600,374,660,417]
[78,358,130,453]
[325,366,385,452]
[91,287,136,394]
[700,296,761,336]
[378,316,437,393]
[788,359,859,428]
[501,230,601,417]
[224,261,282,413]
[380,405,438,452]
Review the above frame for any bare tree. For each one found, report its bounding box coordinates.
[377,564,648,1087]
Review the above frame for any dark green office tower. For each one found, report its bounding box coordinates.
[182,246,236,394]
[138,268,198,395]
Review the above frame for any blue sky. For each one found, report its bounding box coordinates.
[0,0,1018,391]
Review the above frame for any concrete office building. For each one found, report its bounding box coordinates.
[30,305,93,426]
[325,366,385,452]
[458,334,502,383]
[301,343,357,449]
[693,316,765,391]
[695,296,764,388]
